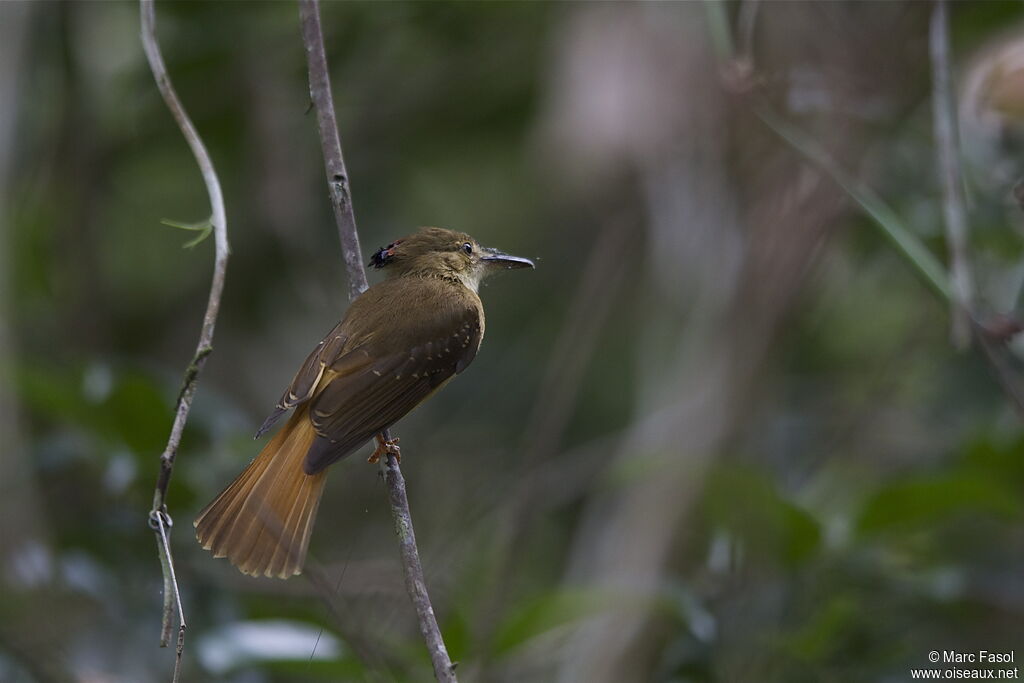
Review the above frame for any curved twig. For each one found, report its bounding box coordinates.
[140,0,230,677]
[297,2,457,681]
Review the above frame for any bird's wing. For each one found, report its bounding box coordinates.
[302,306,482,474]
[254,323,354,439]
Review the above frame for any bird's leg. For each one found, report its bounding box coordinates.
[368,434,401,464]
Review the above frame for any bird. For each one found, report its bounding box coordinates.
[194,227,534,578]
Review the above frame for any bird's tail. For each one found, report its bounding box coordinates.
[194,408,327,578]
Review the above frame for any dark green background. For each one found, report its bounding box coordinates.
[2,2,1023,681]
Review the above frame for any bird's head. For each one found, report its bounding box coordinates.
[368,227,534,291]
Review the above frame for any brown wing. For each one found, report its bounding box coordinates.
[302,308,482,474]
[254,323,352,438]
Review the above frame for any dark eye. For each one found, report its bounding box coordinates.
[462,242,473,254]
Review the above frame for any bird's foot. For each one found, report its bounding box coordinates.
[368,435,401,464]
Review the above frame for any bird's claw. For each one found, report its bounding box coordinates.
[368,435,401,464]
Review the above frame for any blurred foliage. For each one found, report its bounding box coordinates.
[4,1,1024,682]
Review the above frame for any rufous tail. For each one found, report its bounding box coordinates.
[194,408,327,578]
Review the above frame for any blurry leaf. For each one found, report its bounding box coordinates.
[16,361,170,455]
[664,581,716,643]
[779,594,858,663]
[262,658,369,679]
[952,1,1024,51]
[961,432,1024,483]
[160,216,212,248]
[441,606,470,664]
[16,362,96,430]
[103,371,171,454]
[493,588,615,656]
[703,464,822,567]
[968,218,1024,260]
[856,472,1022,536]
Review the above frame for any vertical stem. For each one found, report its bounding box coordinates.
[383,445,457,682]
[930,0,974,349]
[154,513,186,682]
[296,2,457,680]
[297,0,368,299]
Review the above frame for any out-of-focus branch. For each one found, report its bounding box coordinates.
[736,0,761,65]
[930,0,974,349]
[140,0,231,678]
[0,5,68,681]
[297,2,456,681]
[756,106,953,301]
[976,321,1024,418]
[475,217,631,666]
[0,0,45,575]
[704,0,955,302]
[754,63,1024,422]
[709,1,1024,420]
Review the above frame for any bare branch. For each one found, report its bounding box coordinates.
[152,511,186,683]
[140,0,230,672]
[297,0,368,299]
[382,445,458,682]
[297,2,457,680]
[737,0,761,65]
[930,0,974,349]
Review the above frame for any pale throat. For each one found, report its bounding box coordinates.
[456,267,484,293]
[398,262,484,293]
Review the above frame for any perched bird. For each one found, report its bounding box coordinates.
[194,227,534,578]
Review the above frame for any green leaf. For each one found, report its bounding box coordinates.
[493,588,616,655]
[160,217,213,249]
[703,464,822,567]
[856,472,1023,536]
[15,362,170,455]
[440,607,470,664]
[779,594,859,663]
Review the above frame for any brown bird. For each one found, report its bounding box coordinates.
[194,227,534,578]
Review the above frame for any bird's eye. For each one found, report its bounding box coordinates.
[462,242,473,254]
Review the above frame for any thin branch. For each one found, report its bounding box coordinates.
[702,0,953,302]
[737,0,761,65]
[930,0,974,349]
[297,0,368,299]
[140,0,230,673]
[704,0,1024,418]
[153,512,186,683]
[297,2,457,681]
[381,445,457,681]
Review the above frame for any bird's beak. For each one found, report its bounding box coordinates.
[481,248,535,270]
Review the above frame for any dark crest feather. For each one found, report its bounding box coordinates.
[368,240,403,268]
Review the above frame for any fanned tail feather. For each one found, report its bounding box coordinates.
[194,408,326,578]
